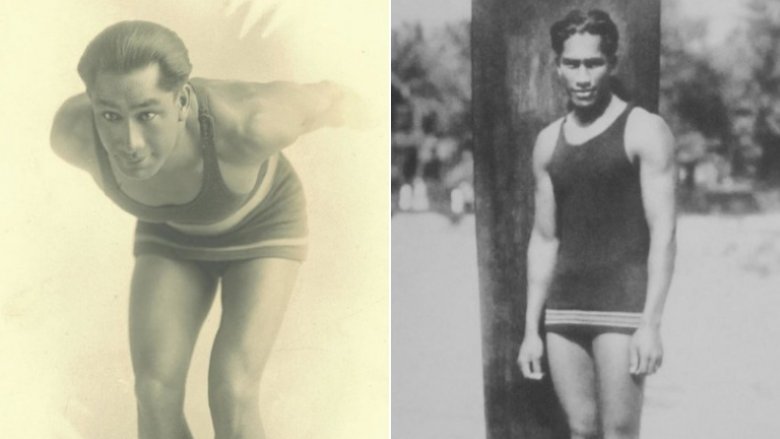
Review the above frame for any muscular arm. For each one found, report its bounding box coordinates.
[220,80,359,163]
[518,122,560,379]
[635,113,677,328]
[626,110,677,375]
[249,80,343,143]
[525,124,561,336]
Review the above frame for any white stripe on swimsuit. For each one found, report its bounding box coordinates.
[134,235,309,253]
[545,309,642,328]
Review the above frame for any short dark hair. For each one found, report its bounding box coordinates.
[550,9,619,61]
[78,21,192,92]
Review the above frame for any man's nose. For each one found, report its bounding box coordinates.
[574,66,591,87]
[118,122,144,154]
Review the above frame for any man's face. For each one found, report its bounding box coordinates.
[557,33,614,110]
[90,63,183,180]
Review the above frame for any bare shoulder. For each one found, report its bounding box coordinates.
[626,107,675,161]
[193,77,264,112]
[50,93,99,174]
[192,78,290,163]
[533,117,564,170]
[194,77,308,124]
[190,78,254,132]
[194,77,335,165]
[626,106,671,135]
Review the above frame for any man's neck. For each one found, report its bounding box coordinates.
[570,92,613,126]
[163,97,203,174]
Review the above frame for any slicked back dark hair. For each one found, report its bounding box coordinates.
[550,9,619,62]
[78,21,192,92]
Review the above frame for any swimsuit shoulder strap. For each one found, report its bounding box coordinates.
[189,82,223,178]
[616,102,635,128]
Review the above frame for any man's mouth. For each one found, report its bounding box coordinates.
[119,153,149,165]
[573,89,595,98]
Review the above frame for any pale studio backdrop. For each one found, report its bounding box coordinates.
[0,1,388,438]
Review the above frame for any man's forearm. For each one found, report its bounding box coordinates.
[272,81,342,136]
[525,231,558,335]
[246,81,344,152]
[641,226,676,327]
[525,285,550,336]
[300,80,345,131]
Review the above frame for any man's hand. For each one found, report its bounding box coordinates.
[517,333,545,380]
[323,83,374,130]
[629,325,663,376]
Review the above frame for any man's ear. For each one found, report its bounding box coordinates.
[608,55,619,74]
[177,84,192,121]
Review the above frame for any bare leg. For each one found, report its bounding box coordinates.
[592,333,644,439]
[209,258,300,439]
[129,255,218,439]
[546,332,600,439]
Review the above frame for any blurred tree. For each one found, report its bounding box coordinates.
[744,0,780,185]
[392,21,473,213]
[660,2,734,178]
[391,21,471,137]
[392,23,437,101]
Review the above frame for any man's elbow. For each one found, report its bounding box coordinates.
[529,225,559,254]
[649,220,676,255]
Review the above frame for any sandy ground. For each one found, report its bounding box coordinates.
[392,212,780,439]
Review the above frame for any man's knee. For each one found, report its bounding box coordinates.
[563,407,599,439]
[568,419,600,439]
[602,417,640,439]
[135,374,186,410]
[209,370,261,408]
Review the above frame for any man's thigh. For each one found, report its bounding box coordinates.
[129,255,219,382]
[546,331,600,435]
[592,332,644,437]
[210,258,301,376]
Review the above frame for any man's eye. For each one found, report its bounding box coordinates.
[584,60,606,68]
[102,112,121,122]
[138,112,157,122]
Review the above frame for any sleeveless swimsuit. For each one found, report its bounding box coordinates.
[93,79,308,268]
[544,105,650,333]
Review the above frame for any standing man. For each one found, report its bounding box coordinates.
[517,9,676,439]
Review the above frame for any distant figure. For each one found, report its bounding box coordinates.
[517,10,677,439]
[50,21,358,439]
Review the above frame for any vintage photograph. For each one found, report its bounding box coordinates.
[1,0,387,438]
[393,0,780,438]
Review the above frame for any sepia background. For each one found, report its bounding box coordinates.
[0,0,387,438]
[393,0,780,438]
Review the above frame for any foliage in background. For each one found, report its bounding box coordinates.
[392,0,780,215]
[660,6,731,151]
[740,0,780,184]
[392,21,470,138]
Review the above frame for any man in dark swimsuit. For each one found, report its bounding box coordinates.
[517,10,677,439]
